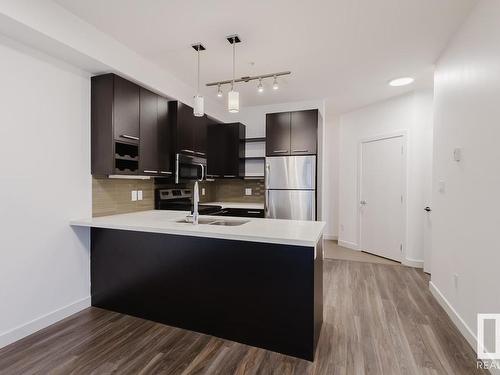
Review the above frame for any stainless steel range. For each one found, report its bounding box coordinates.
[155,188,222,215]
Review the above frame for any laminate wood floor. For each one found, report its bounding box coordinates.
[0,260,486,375]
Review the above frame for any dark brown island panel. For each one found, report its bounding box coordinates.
[90,228,323,361]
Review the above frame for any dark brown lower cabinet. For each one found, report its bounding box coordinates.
[91,228,323,361]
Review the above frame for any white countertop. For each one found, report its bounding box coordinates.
[71,210,325,247]
[204,201,265,210]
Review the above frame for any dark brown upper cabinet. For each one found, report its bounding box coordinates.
[266,112,291,156]
[291,109,318,155]
[139,88,159,175]
[207,122,245,178]
[113,75,140,144]
[169,101,208,157]
[91,73,171,176]
[265,109,318,156]
[157,96,172,176]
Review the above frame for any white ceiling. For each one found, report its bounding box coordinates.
[55,0,476,113]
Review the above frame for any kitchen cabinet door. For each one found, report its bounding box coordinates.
[207,123,245,178]
[193,114,207,157]
[139,88,159,175]
[157,96,172,176]
[176,102,196,155]
[113,75,140,144]
[266,112,291,156]
[291,110,318,155]
[207,123,225,177]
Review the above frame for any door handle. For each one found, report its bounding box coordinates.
[120,134,139,141]
[360,200,367,205]
[424,207,432,212]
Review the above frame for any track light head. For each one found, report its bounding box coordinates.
[272,75,279,90]
[257,78,264,93]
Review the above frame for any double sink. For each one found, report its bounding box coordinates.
[176,217,249,226]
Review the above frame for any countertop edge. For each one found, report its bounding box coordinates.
[70,219,325,248]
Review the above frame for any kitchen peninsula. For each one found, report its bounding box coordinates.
[71,210,324,361]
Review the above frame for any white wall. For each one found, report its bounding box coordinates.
[430,0,500,360]
[338,90,433,265]
[322,101,340,239]
[0,36,91,348]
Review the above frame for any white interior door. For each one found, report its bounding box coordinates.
[360,136,404,261]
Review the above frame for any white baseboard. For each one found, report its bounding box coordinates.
[402,257,424,268]
[429,282,500,375]
[323,234,338,241]
[0,296,91,349]
[338,240,359,250]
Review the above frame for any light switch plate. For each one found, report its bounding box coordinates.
[137,190,143,201]
[131,190,138,201]
[245,188,252,196]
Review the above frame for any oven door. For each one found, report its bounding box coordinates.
[175,153,206,183]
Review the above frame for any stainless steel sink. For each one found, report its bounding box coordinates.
[175,217,249,226]
[209,219,249,226]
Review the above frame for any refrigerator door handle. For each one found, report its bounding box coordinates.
[265,162,270,187]
[265,190,269,216]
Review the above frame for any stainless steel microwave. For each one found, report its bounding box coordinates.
[175,153,206,184]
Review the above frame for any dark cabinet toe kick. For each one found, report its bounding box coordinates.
[91,228,323,361]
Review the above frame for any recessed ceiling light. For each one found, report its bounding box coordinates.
[389,77,414,87]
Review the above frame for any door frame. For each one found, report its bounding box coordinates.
[357,130,408,262]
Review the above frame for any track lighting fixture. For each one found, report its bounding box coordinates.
[204,34,291,112]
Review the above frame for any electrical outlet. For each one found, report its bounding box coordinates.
[131,190,138,201]
[202,187,206,196]
[245,188,252,196]
[453,273,459,289]
[137,190,143,201]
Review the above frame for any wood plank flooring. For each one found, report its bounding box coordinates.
[0,260,486,374]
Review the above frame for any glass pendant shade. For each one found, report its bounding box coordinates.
[193,94,204,117]
[228,90,239,113]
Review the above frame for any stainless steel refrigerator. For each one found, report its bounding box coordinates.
[265,155,316,220]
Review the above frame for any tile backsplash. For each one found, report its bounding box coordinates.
[213,179,264,203]
[92,177,154,217]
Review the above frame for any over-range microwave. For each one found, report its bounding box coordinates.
[175,153,206,183]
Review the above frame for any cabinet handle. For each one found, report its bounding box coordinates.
[247,211,261,214]
[223,175,236,178]
[181,149,195,154]
[160,171,172,175]
[272,150,288,153]
[207,174,221,178]
[292,149,308,153]
[143,170,158,174]
[120,134,139,141]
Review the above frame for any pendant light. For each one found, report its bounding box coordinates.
[192,43,205,117]
[228,36,240,113]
